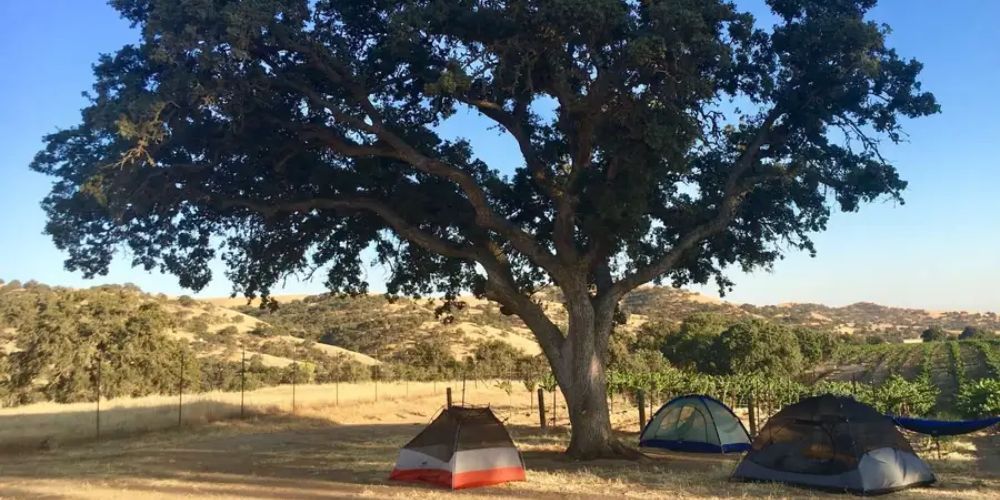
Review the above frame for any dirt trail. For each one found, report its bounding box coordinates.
[960,342,991,381]
[930,344,959,414]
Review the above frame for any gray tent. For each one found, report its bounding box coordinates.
[731,395,934,495]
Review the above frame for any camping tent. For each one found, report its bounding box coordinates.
[731,394,935,495]
[639,395,751,453]
[389,406,525,489]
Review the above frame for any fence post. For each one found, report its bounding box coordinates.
[637,390,646,431]
[291,362,297,414]
[446,387,453,408]
[538,389,547,430]
[95,351,101,441]
[178,350,185,428]
[336,374,340,406]
[551,388,557,427]
[649,390,654,421]
[240,347,246,419]
[748,393,757,437]
[462,374,467,405]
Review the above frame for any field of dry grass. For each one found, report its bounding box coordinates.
[0,384,997,499]
[0,379,454,451]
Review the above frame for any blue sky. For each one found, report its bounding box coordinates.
[1,1,998,310]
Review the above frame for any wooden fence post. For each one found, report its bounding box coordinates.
[240,347,246,418]
[446,387,453,408]
[748,393,757,437]
[178,350,185,428]
[95,352,101,440]
[551,389,557,427]
[637,390,646,431]
[538,389,547,430]
[291,362,297,413]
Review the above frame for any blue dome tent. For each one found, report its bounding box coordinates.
[639,395,751,453]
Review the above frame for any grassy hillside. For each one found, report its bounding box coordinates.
[622,287,1000,342]
[236,294,543,359]
[3,278,998,412]
[0,280,379,406]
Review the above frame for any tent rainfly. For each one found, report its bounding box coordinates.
[639,394,752,453]
[389,406,525,489]
[732,394,935,495]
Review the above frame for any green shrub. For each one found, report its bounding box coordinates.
[218,326,239,336]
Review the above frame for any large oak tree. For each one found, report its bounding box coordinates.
[33,0,937,458]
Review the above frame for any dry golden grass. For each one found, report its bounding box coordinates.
[0,379,458,451]
[0,384,997,499]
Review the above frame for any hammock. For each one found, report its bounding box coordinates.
[891,416,1000,436]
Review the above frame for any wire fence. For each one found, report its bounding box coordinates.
[0,347,574,452]
[1,347,821,452]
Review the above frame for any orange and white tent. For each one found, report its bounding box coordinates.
[389,406,525,489]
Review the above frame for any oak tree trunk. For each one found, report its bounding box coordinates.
[547,293,639,460]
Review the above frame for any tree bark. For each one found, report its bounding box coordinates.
[550,292,639,460]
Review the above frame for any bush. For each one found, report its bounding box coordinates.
[250,324,278,337]
[868,375,937,416]
[177,295,197,307]
[218,326,239,336]
[187,318,210,336]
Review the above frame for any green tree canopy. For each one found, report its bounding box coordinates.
[714,319,804,378]
[6,286,194,404]
[31,0,936,458]
[660,312,733,372]
[921,326,947,342]
[793,326,841,364]
[958,326,991,340]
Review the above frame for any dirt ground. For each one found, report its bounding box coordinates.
[0,386,997,499]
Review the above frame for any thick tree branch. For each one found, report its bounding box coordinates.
[274,41,569,282]
[214,195,477,261]
[602,108,785,303]
[453,95,558,198]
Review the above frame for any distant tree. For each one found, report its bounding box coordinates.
[714,319,804,378]
[793,326,840,363]
[7,289,190,403]
[176,295,197,307]
[958,326,991,340]
[31,0,937,458]
[393,339,457,380]
[471,340,525,379]
[921,326,947,342]
[631,321,674,353]
[660,313,732,372]
[517,355,550,398]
